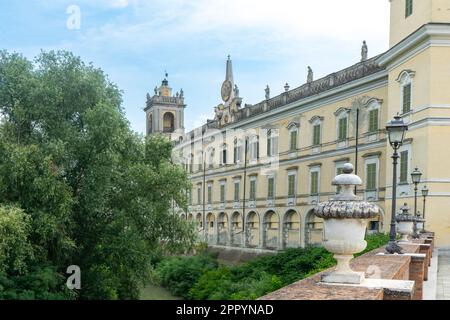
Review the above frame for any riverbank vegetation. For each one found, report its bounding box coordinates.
[153,233,390,300]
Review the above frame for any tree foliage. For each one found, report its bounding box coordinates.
[0,50,195,299]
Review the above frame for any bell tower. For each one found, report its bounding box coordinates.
[144,73,186,140]
[389,0,450,47]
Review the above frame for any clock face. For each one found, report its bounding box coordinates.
[221,80,232,102]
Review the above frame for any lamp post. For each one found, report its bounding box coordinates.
[385,115,408,254]
[421,185,429,232]
[411,167,422,239]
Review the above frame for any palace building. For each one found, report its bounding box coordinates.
[145,0,450,249]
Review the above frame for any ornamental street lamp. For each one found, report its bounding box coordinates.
[385,115,408,254]
[411,167,422,239]
[421,186,429,232]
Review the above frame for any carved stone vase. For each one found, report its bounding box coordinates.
[314,163,380,284]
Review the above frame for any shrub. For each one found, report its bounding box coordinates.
[155,253,218,299]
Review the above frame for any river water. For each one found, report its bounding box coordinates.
[140,284,181,300]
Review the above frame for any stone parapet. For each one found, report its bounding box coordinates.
[259,242,432,300]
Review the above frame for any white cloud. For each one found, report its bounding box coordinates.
[70,0,389,69]
[108,0,130,8]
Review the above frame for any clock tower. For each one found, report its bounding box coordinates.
[214,56,242,127]
[144,73,186,141]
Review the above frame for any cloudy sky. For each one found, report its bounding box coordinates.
[0,0,390,134]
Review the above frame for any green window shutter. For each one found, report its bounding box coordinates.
[403,83,412,113]
[268,177,274,199]
[338,118,347,140]
[267,136,271,156]
[207,185,212,204]
[366,164,377,190]
[311,172,319,195]
[288,175,296,197]
[313,125,321,146]
[290,131,297,151]
[250,180,256,200]
[234,182,240,202]
[197,188,201,204]
[369,109,379,133]
[405,0,413,17]
[400,151,409,183]
[220,184,225,203]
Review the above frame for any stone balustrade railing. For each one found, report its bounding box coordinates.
[259,232,435,301]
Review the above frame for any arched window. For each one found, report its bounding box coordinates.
[397,70,415,115]
[287,122,299,152]
[366,99,381,134]
[163,112,175,133]
[334,108,350,142]
[267,129,278,157]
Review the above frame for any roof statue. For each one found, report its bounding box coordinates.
[265,85,270,100]
[361,41,368,62]
[307,66,314,83]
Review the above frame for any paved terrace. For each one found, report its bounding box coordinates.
[260,234,436,300]
[437,249,450,300]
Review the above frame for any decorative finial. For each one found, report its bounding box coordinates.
[227,55,231,60]
[284,83,290,92]
[343,163,354,174]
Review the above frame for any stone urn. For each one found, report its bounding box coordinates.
[314,163,380,284]
[415,212,425,233]
[396,203,415,242]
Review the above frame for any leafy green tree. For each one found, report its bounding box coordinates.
[0,50,195,299]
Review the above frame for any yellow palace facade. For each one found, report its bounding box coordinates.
[145,0,450,248]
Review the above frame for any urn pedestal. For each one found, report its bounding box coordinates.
[395,204,415,242]
[321,218,369,284]
[314,163,380,285]
[397,221,414,242]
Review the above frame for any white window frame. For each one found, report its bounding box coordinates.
[398,143,413,197]
[267,129,278,158]
[249,135,259,163]
[309,166,321,204]
[364,157,379,201]
[249,176,257,208]
[287,122,299,156]
[219,180,226,209]
[365,99,382,142]
[266,174,276,208]
[220,143,227,165]
[233,177,241,208]
[287,170,297,206]
[334,108,350,149]
[397,70,415,117]
[309,116,323,154]
[233,138,243,164]
[207,182,213,208]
